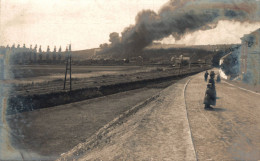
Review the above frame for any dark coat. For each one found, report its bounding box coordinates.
[204,87,216,106]
[204,72,209,81]
[217,75,221,82]
[208,78,215,89]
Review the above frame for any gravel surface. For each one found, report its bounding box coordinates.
[58,78,196,161]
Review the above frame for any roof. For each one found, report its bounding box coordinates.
[241,28,260,41]
[220,52,233,60]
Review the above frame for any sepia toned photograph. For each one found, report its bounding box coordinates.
[0,0,260,160]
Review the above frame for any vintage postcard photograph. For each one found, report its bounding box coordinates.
[0,0,260,160]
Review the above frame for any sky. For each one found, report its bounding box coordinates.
[0,0,260,51]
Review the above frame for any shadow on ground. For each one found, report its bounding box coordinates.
[205,107,227,112]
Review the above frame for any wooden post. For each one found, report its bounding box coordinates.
[63,57,68,90]
[69,55,72,92]
[63,44,72,91]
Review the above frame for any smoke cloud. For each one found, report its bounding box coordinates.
[100,0,260,58]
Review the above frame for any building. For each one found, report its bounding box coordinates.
[219,28,260,86]
[240,28,260,85]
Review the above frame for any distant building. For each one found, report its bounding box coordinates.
[129,56,143,65]
[171,55,190,66]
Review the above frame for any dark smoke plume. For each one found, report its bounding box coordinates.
[100,0,260,58]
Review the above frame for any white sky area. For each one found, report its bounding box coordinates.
[161,20,260,45]
[0,0,260,51]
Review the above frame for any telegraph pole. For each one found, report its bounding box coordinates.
[178,55,183,75]
[63,46,68,90]
[63,44,72,91]
[69,44,72,91]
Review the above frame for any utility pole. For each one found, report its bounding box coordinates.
[69,45,72,91]
[178,55,183,75]
[189,53,195,71]
[63,44,72,91]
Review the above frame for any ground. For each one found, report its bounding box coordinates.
[4,68,260,160]
[58,77,196,161]
[186,71,260,160]
[58,70,260,161]
[6,79,178,160]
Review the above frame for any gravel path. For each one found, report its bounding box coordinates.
[58,78,196,161]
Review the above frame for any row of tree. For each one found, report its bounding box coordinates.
[0,47,70,65]
[4,44,71,53]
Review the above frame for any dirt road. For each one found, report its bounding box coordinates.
[185,71,260,160]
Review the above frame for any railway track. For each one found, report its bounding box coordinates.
[6,67,209,115]
[12,68,201,96]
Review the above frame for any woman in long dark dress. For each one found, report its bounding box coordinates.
[204,83,216,109]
